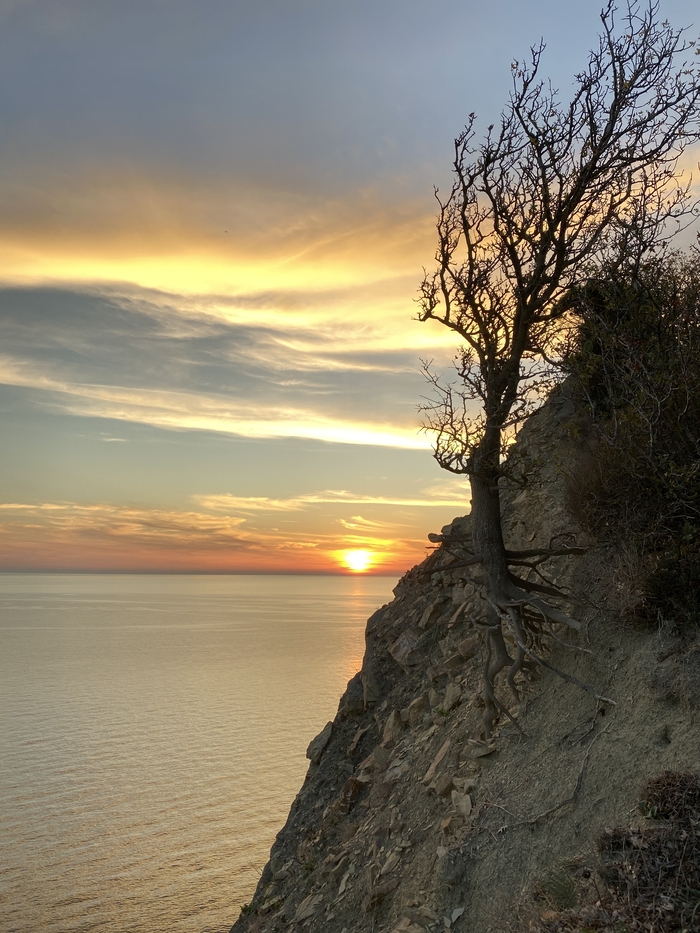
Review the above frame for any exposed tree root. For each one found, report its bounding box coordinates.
[502,604,616,706]
[482,629,526,736]
[428,534,614,737]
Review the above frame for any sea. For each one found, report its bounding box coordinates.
[0,573,395,933]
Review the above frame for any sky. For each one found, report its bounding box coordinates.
[1,0,698,574]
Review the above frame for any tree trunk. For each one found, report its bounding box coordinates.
[470,425,511,598]
[469,425,518,736]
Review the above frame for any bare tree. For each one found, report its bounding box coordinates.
[419,1,700,734]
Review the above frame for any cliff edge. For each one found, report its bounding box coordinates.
[231,390,700,933]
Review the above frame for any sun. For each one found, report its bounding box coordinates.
[341,549,373,573]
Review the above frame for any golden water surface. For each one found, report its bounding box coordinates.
[0,573,393,933]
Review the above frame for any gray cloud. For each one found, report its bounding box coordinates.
[0,284,432,437]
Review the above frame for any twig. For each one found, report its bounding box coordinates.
[505,546,587,560]
[529,722,613,824]
[546,623,594,655]
[571,703,604,744]
[490,722,613,828]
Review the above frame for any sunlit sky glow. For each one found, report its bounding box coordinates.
[1,0,697,573]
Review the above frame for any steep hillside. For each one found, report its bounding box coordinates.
[230,389,700,933]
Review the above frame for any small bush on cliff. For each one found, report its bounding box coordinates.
[532,772,700,933]
[564,252,700,627]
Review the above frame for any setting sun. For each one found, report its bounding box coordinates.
[341,549,374,573]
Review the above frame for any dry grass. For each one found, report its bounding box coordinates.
[530,772,700,933]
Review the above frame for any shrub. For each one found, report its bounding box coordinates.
[564,253,700,627]
[532,772,700,933]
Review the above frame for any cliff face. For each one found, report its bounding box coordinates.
[231,390,700,933]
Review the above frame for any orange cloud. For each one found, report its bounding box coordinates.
[0,162,438,297]
[0,501,436,574]
[193,490,469,511]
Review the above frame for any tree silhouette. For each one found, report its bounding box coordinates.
[419,1,700,734]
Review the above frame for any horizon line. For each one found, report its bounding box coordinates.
[0,569,404,577]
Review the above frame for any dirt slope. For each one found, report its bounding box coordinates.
[230,390,700,933]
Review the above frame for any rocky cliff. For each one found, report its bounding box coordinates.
[230,390,700,933]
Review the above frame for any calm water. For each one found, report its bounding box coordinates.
[0,573,394,933]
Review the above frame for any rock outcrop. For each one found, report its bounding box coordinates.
[231,390,700,933]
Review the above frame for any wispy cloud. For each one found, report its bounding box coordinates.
[0,501,248,543]
[338,515,406,530]
[0,279,460,448]
[1,364,428,449]
[0,499,436,573]
[0,163,438,296]
[194,489,468,512]
[192,495,301,512]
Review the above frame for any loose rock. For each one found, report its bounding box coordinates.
[306,722,333,765]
